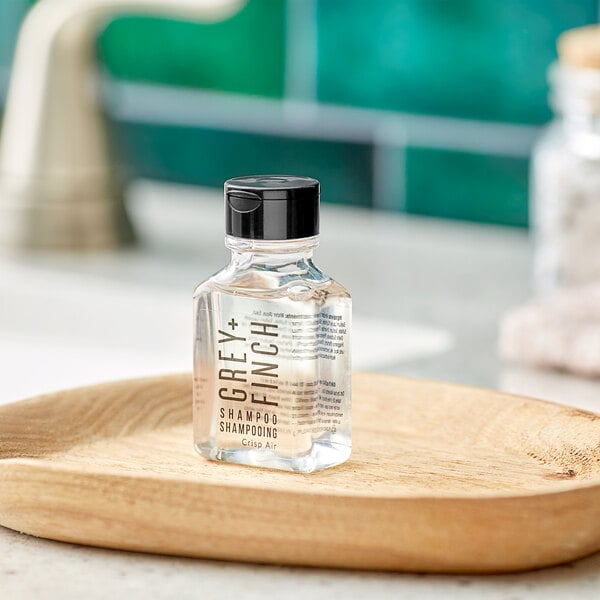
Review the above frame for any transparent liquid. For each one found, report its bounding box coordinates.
[193,238,351,473]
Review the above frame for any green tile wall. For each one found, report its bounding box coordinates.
[114,121,373,208]
[317,0,598,125]
[2,0,599,227]
[404,147,529,226]
[0,1,33,68]
[97,0,285,98]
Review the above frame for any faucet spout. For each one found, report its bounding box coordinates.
[0,0,243,249]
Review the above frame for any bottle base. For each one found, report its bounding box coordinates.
[194,440,351,473]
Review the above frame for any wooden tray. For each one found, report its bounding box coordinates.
[1,372,600,573]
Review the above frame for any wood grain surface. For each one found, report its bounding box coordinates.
[1,372,600,573]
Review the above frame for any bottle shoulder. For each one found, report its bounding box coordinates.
[194,266,350,302]
[534,120,600,164]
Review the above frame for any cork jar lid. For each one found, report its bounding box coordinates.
[559,25,600,69]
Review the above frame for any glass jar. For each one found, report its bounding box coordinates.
[531,59,600,294]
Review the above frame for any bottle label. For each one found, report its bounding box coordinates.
[194,296,350,455]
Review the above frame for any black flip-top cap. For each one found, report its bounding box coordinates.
[225,175,319,240]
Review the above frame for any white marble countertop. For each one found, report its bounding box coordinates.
[2,181,600,598]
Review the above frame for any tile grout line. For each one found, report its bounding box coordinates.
[284,0,318,102]
[372,122,408,211]
[108,82,540,158]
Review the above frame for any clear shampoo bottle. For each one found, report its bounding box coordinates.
[193,175,351,472]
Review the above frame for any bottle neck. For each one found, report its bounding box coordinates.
[548,63,600,157]
[550,63,600,128]
[225,235,319,265]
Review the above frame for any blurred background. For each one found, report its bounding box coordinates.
[3,0,600,403]
[2,0,596,226]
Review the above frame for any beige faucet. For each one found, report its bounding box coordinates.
[0,0,243,249]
